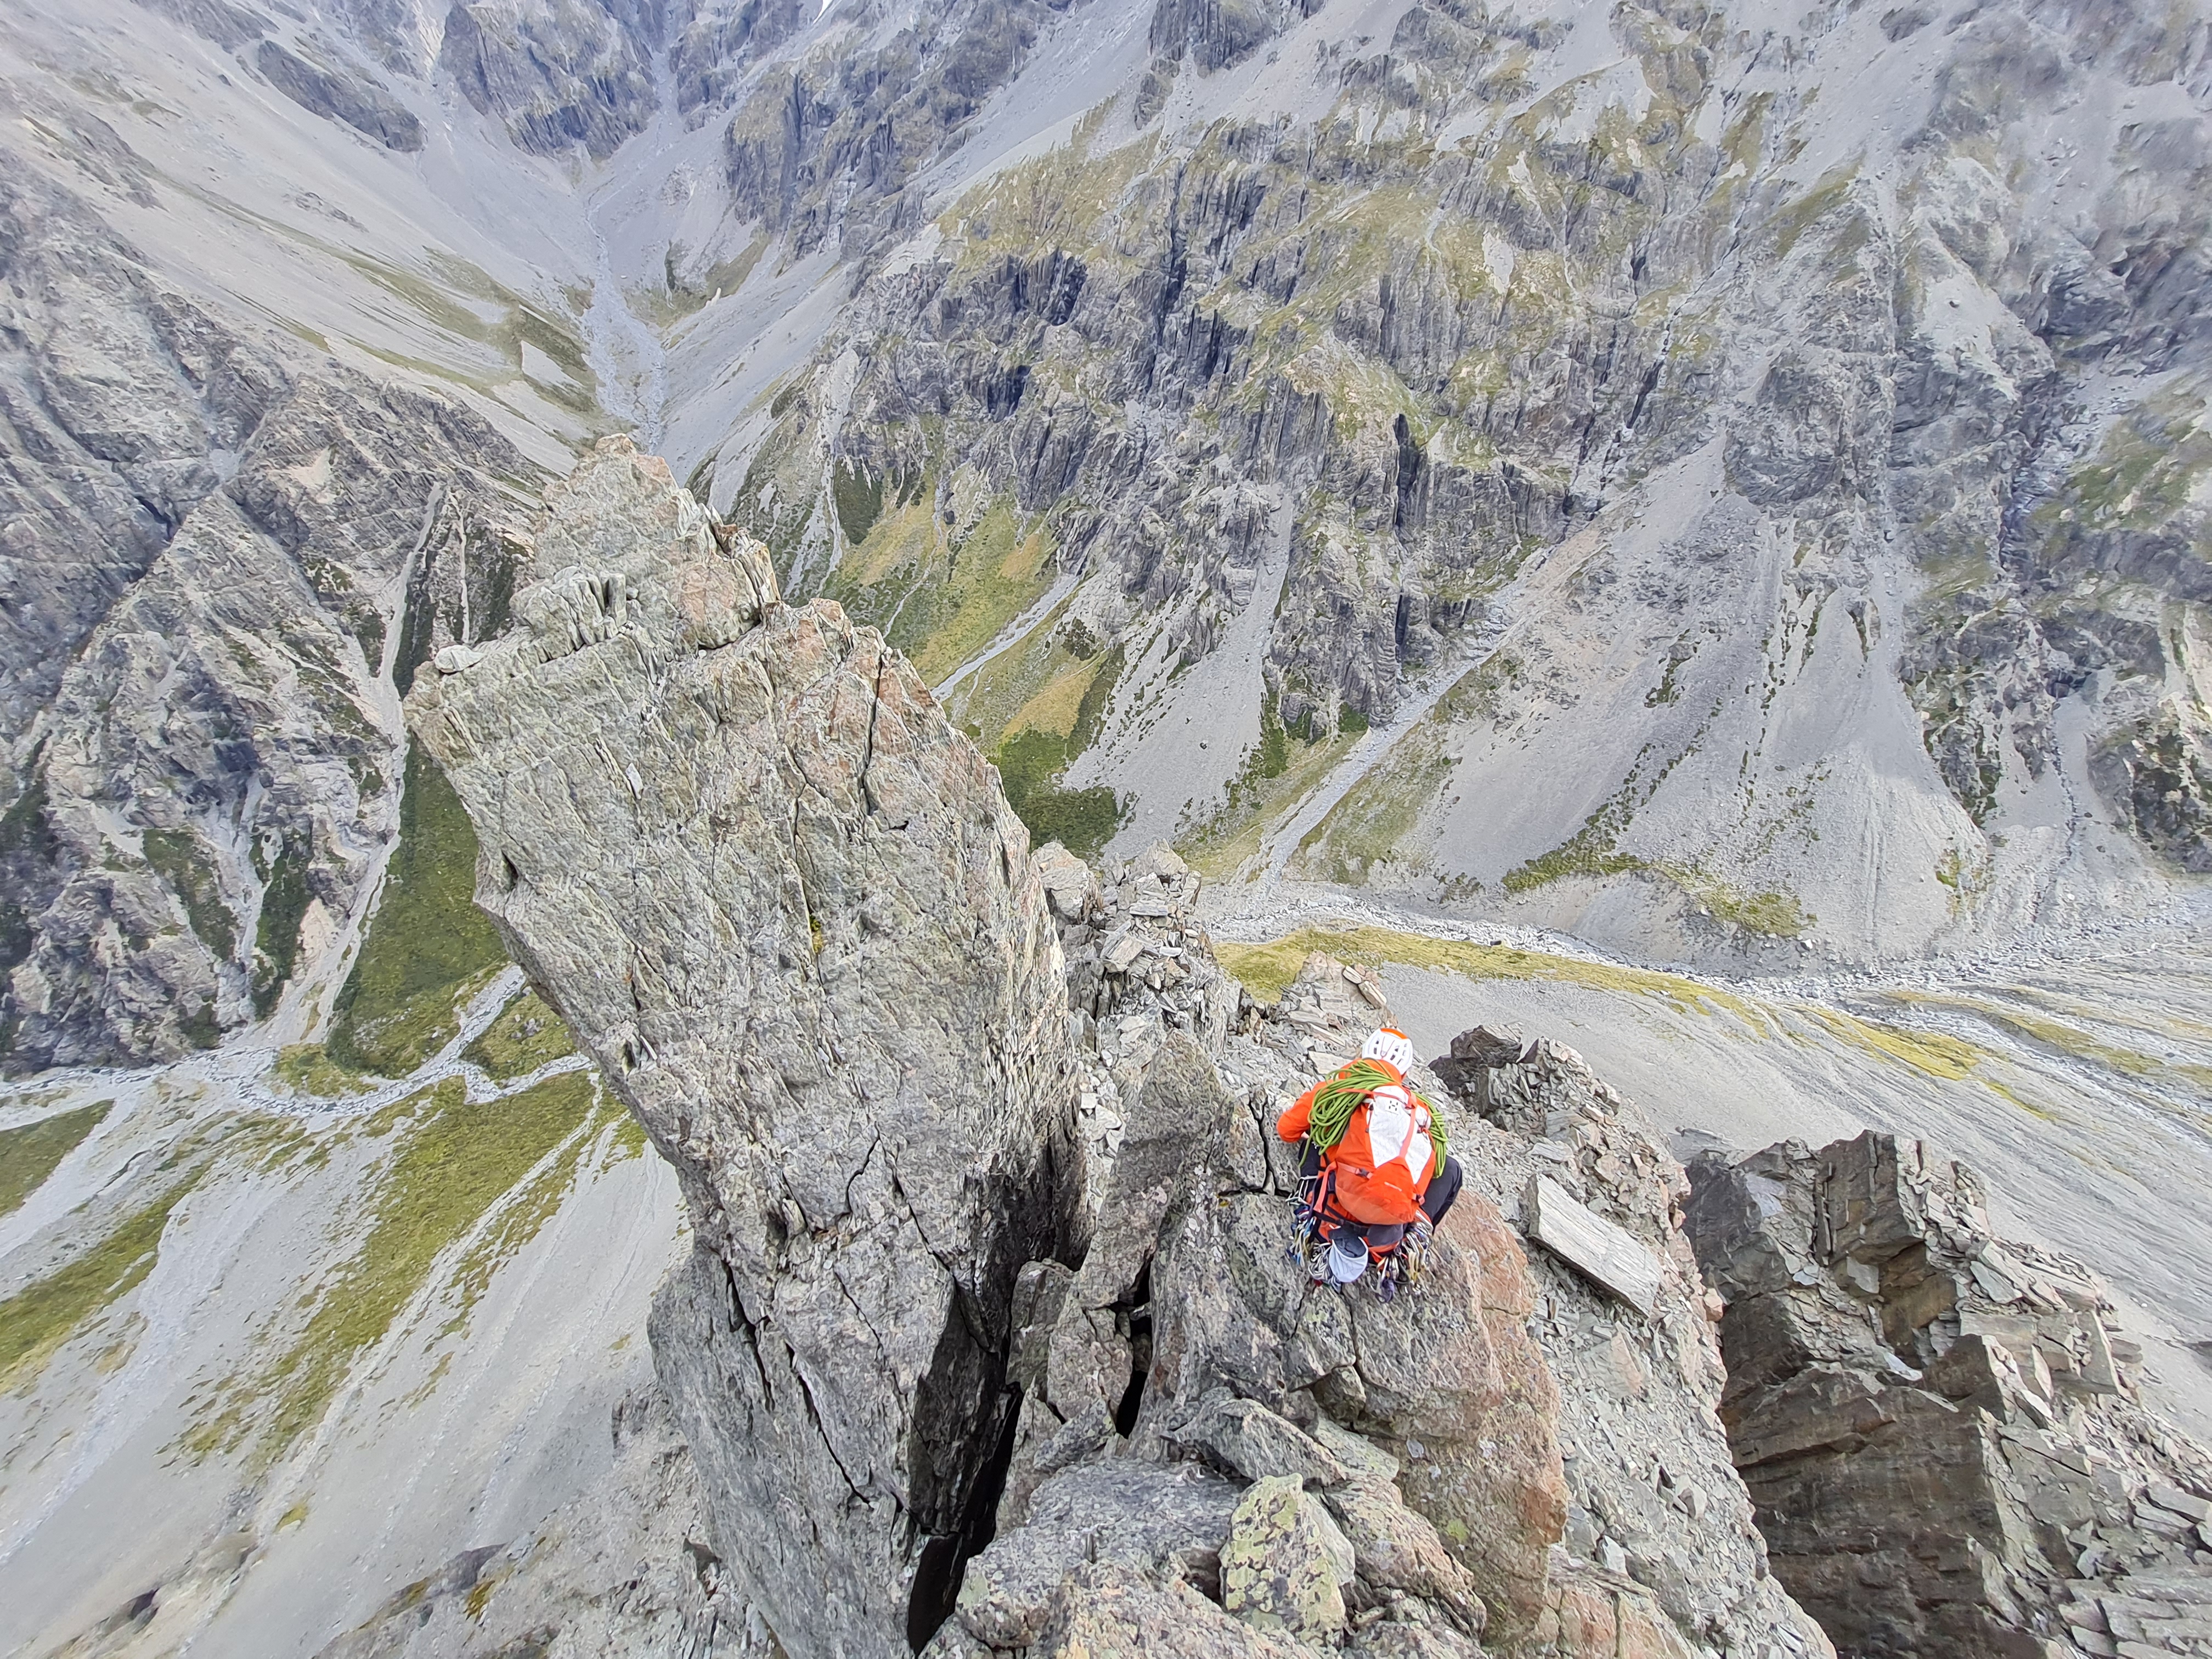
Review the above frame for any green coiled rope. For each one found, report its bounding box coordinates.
[1307,1059,1448,1171]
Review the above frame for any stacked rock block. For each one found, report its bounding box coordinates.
[1686,1133,2212,1658]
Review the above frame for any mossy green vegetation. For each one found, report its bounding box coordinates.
[1290,651,1533,884]
[827,495,1060,686]
[1181,697,1361,882]
[442,1080,611,1336]
[251,836,313,1014]
[1687,877,1813,938]
[1801,1007,1984,1082]
[995,726,1125,859]
[1487,737,1813,938]
[142,826,238,964]
[610,1109,649,1160]
[2038,385,2212,539]
[1889,992,2174,1082]
[942,123,1161,276]
[269,1043,373,1101]
[949,596,1086,742]
[1500,749,1671,896]
[0,759,55,990]
[326,748,506,1076]
[1293,721,1450,884]
[950,592,1128,858]
[335,246,595,414]
[637,233,770,327]
[0,1182,186,1389]
[462,990,577,1081]
[0,1100,112,1220]
[1210,924,1759,1020]
[198,1070,598,1460]
[830,457,923,547]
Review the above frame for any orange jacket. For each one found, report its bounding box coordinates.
[1277,1060,1438,1227]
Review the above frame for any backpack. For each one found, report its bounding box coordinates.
[1306,1060,1448,1227]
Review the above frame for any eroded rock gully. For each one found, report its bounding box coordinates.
[411,438,2186,1659]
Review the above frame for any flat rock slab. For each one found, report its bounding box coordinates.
[1525,1176,1662,1316]
[1172,1395,1349,1488]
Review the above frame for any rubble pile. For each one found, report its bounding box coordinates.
[1685,1134,2212,1658]
[967,857,1570,1658]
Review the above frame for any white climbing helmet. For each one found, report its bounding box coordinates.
[1361,1026,1415,1074]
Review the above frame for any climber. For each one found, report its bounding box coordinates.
[1278,1026,1463,1302]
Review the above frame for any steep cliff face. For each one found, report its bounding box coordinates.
[408,437,1084,1653]
[10,0,2205,1011]
[413,439,1840,1659]
[1687,1131,2212,1658]
[0,172,535,1069]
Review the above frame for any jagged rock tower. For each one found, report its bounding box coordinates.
[408,437,1082,1655]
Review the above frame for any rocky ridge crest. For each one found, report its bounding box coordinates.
[411,439,1841,1658]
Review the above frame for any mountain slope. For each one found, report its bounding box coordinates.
[722,0,2212,967]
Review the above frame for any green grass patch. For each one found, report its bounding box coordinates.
[462,990,577,1081]
[946,594,1084,743]
[1210,924,1760,1020]
[2036,385,2212,538]
[198,1070,597,1460]
[1674,870,1813,939]
[143,827,238,963]
[1891,995,2165,1080]
[826,496,1059,686]
[325,748,506,1077]
[1180,676,1364,881]
[252,837,313,1014]
[996,728,1124,859]
[1293,726,1450,883]
[1802,1007,1984,1083]
[904,505,1056,685]
[0,1101,112,1220]
[832,458,887,545]
[269,1044,373,1101]
[0,1183,186,1390]
[441,1082,608,1336]
[0,758,56,986]
[1288,653,1531,884]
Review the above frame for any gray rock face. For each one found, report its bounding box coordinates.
[255,40,425,151]
[0,171,532,1068]
[1431,1023,1836,1658]
[1171,1393,1351,1489]
[716,0,1084,261]
[1686,1131,2212,1659]
[1147,0,1307,73]
[955,1462,1242,1647]
[408,436,1082,1656]
[311,1388,767,1659]
[726,0,2212,956]
[438,0,657,160]
[1218,1474,1352,1642]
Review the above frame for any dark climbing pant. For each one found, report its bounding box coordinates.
[1299,1144,1464,1254]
